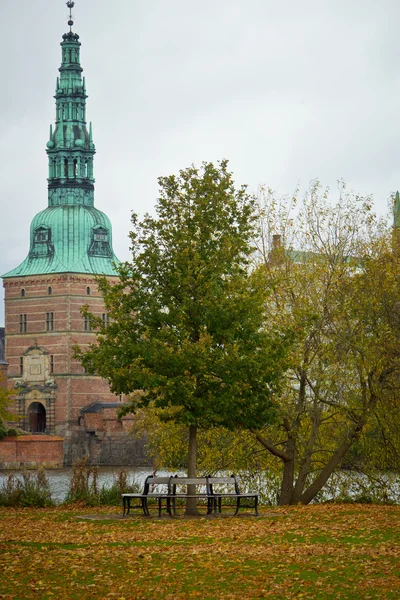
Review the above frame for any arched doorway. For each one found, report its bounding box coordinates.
[28,402,46,433]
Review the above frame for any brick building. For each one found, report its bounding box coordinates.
[1,4,147,466]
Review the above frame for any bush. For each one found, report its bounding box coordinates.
[98,469,141,506]
[65,458,141,506]
[0,468,54,507]
[7,428,18,437]
[0,418,8,441]
[64,457,100,505]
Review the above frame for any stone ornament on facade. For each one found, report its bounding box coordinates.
[14,379,26,389]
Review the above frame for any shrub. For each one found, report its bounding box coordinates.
[99,469,141,506]
[0,418,8,441]
[0,468,54,507]
[65,459,141,506]
[64,457,99,505]
[7,428,18,437]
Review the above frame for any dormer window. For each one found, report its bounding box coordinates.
[35,228,49,243]
[30,226,54,259]
[95,231,106,241]
[88,226,112,258]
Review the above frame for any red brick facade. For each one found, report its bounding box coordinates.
[2,274,148,466]
[0,435,63,469]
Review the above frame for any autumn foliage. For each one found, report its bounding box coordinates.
[0,504,399,599]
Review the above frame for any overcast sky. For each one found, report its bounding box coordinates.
[1,0,399,326]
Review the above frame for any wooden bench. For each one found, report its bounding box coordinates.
[160,476,216,516]
[122,475,171,517]
[122,474,259,517]
[207,475,259,516]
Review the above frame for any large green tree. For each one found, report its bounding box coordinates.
[78,160,291,512]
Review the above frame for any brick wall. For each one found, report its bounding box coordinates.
[0,435,64,469]
[3,273,122,435]
[3,273,150,466]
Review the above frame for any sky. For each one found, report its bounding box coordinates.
[1,0,400,326]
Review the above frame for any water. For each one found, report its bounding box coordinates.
[0,467,163,503]
[1,467,399,504]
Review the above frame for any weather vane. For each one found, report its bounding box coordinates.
[66,1,75,31]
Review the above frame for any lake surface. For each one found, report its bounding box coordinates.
[0,467,168,503]
[1,467,399,504]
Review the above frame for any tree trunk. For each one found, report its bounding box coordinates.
[291,403,322,503]
[278,434,296,505]
[299,380,382,505]
[279,369,306,505]
[299,421,366,505]
[186,424,198,516]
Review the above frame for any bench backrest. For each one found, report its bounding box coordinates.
[170,476,208,493]
[207,475,240,495]
[143,476,172,495]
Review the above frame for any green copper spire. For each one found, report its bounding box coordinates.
[3,3,119,279]
[46,2,95,208]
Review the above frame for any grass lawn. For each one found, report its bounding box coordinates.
[0,503,399,599]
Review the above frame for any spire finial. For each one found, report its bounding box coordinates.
[67,1,75,31]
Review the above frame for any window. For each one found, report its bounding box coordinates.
[88,226,112,258]
[84,316,91,332]
[20,357,24,376]
[48,287,52,295]
[86,287,91,296]
[30,227,54,259]
[19,314,27,333]
[21,289,26,297]
[34,227,49,243]
[102,313,110,328]
[50,355,54,374]
[46,312,54,331]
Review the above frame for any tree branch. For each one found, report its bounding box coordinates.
[250,429,289,461]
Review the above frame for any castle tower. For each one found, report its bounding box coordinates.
[0,4,143,465]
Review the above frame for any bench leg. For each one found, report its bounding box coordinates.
[207,497,216,516]
[167,497,173,517]
[213,497,217,516]
[254,496,259,516]
[172,498,177,516]
[234,497,240,516]
[158,497,165,518]
[155,497,173,517]
[142,497,150,516]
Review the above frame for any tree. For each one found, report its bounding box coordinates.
[0,370,15,440]
[77,160,291,513]
[253,182,400,504]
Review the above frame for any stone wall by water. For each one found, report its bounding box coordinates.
[63,430,151,466]
[0,435,64,469]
